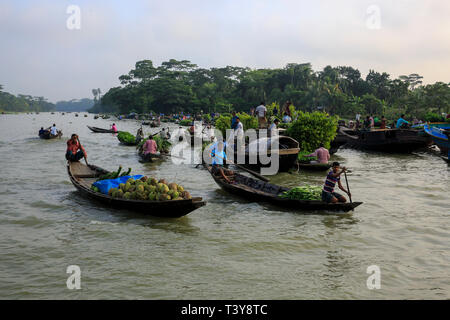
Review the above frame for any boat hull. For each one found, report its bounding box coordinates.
[67,162,205,217]
[340,128,432,153]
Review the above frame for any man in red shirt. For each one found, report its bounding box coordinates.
[66,134,86,162]
[307,143,330,164]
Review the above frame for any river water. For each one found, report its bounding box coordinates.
[0,113,448,299]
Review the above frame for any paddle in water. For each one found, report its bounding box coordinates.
[344,170,353,205]
[77,137,89,166]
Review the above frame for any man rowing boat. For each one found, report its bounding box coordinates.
[322,162,351,203]
[66,134,86,162]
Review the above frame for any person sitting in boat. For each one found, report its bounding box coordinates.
[39,127,46,136]
[211,141,233,183]
[396,115,410,129]
[142,135,158,156]
[269,118,280,136]
[380,116,387,129]
[135,127,144,144]
[307,143,330,164]
[363,116,371,131]
[50,124,58,136]
[322,162,351,204]
[66,134,86,162]
[111,123,118,133]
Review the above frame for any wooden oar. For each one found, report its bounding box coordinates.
[76,137,89,166]
[343,170,352,205]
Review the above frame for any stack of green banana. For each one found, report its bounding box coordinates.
[95,166,132,182]
[279,186,322,201]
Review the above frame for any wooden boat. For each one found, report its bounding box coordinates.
[39,130,62,139]
[297,162,332,171]
[206,166,362,212]
[87,125,117,133]
[424,124,450,155]
[67,161,206,217]
[138,151,164,163]
[230,135,300,172]
[150,121,159,128]
[338,127,432,153]
[75,114,79,117]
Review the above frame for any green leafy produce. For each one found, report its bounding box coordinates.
[178,119,192,126]
[297,151,316,163]
[286,111,338,152]
[279,186,322,201]
[117,131,136,145]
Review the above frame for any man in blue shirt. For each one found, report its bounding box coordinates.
[396,115,410,129]
[231,111,238,130]
[211,141,233,183]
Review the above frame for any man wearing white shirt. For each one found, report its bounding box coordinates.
[255,102,267,129]
[269,118,279,136]
[50,124,58,136]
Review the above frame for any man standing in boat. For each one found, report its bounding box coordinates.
[255,102,267,129]
[322,162,350,204]
[211,141,233,183]
[66,134,86,162]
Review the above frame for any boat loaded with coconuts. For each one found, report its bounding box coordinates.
[206,165,362,212]
[67,161,206,217]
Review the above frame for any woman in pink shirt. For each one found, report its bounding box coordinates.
[143,136,158,155]
[307,144,330,164]
[111,123,118,133]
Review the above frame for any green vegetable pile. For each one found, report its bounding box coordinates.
[97,176,192,201]
[137,135,172,153]
[279,186,322,201]
[297,151,316,163]
[178,119,192,126]
[95,166,132,181]
[117,131,136,145]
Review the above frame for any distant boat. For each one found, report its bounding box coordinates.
[87,125,117,133]
[39,130,62,139]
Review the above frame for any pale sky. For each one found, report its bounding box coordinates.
[0,0,449,102]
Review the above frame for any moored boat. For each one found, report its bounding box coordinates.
[230,135,300,172]
[206,165,362,212]
[297,162,332,171]
[339,127,432,153]
[423,124,450,155]
[67,161,206,217]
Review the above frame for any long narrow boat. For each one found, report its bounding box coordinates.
[39,130,62,139]
[423,124,450,155]
[138,151,164,163]
[206,165,362,212]
[231,135,300,172]
[87,125,117,133]
[67,161,206,217]
[297,162,332,171]
[339,127,432,153]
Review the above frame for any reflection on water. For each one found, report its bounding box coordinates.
[0,113,449,299]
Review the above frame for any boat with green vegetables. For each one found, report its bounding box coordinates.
[206,166,362,212]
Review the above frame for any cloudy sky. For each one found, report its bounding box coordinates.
[0,0,449,102]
